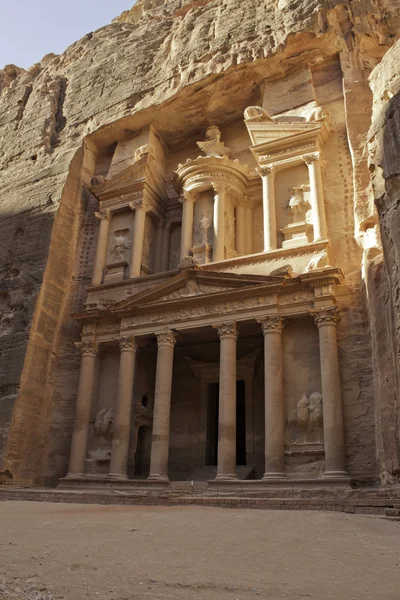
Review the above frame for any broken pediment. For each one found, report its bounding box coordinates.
[244,105,330,168]
[90,149,166,203]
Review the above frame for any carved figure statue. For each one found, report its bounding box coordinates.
[195,212,212,245]
[288,187,310,223]
[93,408,114,441]
[110,231,130,261]
[225,211,235,248]
[295,391,323,443]
[243,105,273,122]
[142,234,153,267]
[196,125,230,157]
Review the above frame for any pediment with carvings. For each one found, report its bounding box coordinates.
[110,268,286,316]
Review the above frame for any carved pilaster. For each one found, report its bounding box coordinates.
[213,322,238,340]
[311,307,340,328]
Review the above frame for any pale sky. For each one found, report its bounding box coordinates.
[1,0,136,69]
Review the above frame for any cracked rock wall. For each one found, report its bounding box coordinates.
[0,0,399,483]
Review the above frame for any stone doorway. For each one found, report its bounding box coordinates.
[205,380,247,467]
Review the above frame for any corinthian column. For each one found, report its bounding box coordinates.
[312,307,347,477]
[109,336,138,478]
[213,322,238,480]
[213,184,227,262]
[129,200,147,278]
[179,192,196,261]
[258,316,286,478]
[302,153,328,241]
[67,340,99,477]
[148,331,177,481]
[92,210,110,285]
[259,166,277,252]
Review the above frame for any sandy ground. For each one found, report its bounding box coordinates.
[0,502,399,600]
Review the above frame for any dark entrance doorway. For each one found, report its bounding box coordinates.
[205,380,246,466]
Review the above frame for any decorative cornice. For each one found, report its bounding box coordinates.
[75,340,99,356]
[212,321,238,340]
[119,335,137,352]
[157,330,177,347]
[311,306,340,328]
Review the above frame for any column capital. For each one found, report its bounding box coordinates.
[212,182,230,195]
[129,198,148,212]
[94,209,110,221]
[257,315,283,334]
[119,335,138,352]
[180,190,199,204]
[257,164,275,177]
[75,340,99,356]
[212,322,238,340]
[302,152,320,165]
[311,306,340,328]
[156,330,177,347]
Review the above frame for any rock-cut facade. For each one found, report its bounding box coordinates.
[0,0,400,492]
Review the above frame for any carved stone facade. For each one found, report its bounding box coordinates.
[1,0,399,492]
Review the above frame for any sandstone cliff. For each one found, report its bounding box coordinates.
[0,0,399,484]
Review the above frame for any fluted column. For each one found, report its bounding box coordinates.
[109,336,138,478]
[312,307,347,477]
[213,184,227,262]
[67,340,99,477]
[302,153,328,241]
[258,316,286,478]
[236,202,246,256]
[148,331,177,481]
[154,219,164,273]
[92,210,111,285]
[161,220,171,272]
[213,322,238,480]
[129,200,147,278]
[259,165,277,252]
[179,192,196,261]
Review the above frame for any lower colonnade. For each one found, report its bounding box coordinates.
[65,308,348,485]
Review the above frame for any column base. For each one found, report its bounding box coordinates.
[107,473,128,480]
[263,472,287,480]
[64,472,85,480]
[323,471,349,479]
[147,474,170,483]
[215,473,238,481]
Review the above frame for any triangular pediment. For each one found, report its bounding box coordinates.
[111,269,284,315]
